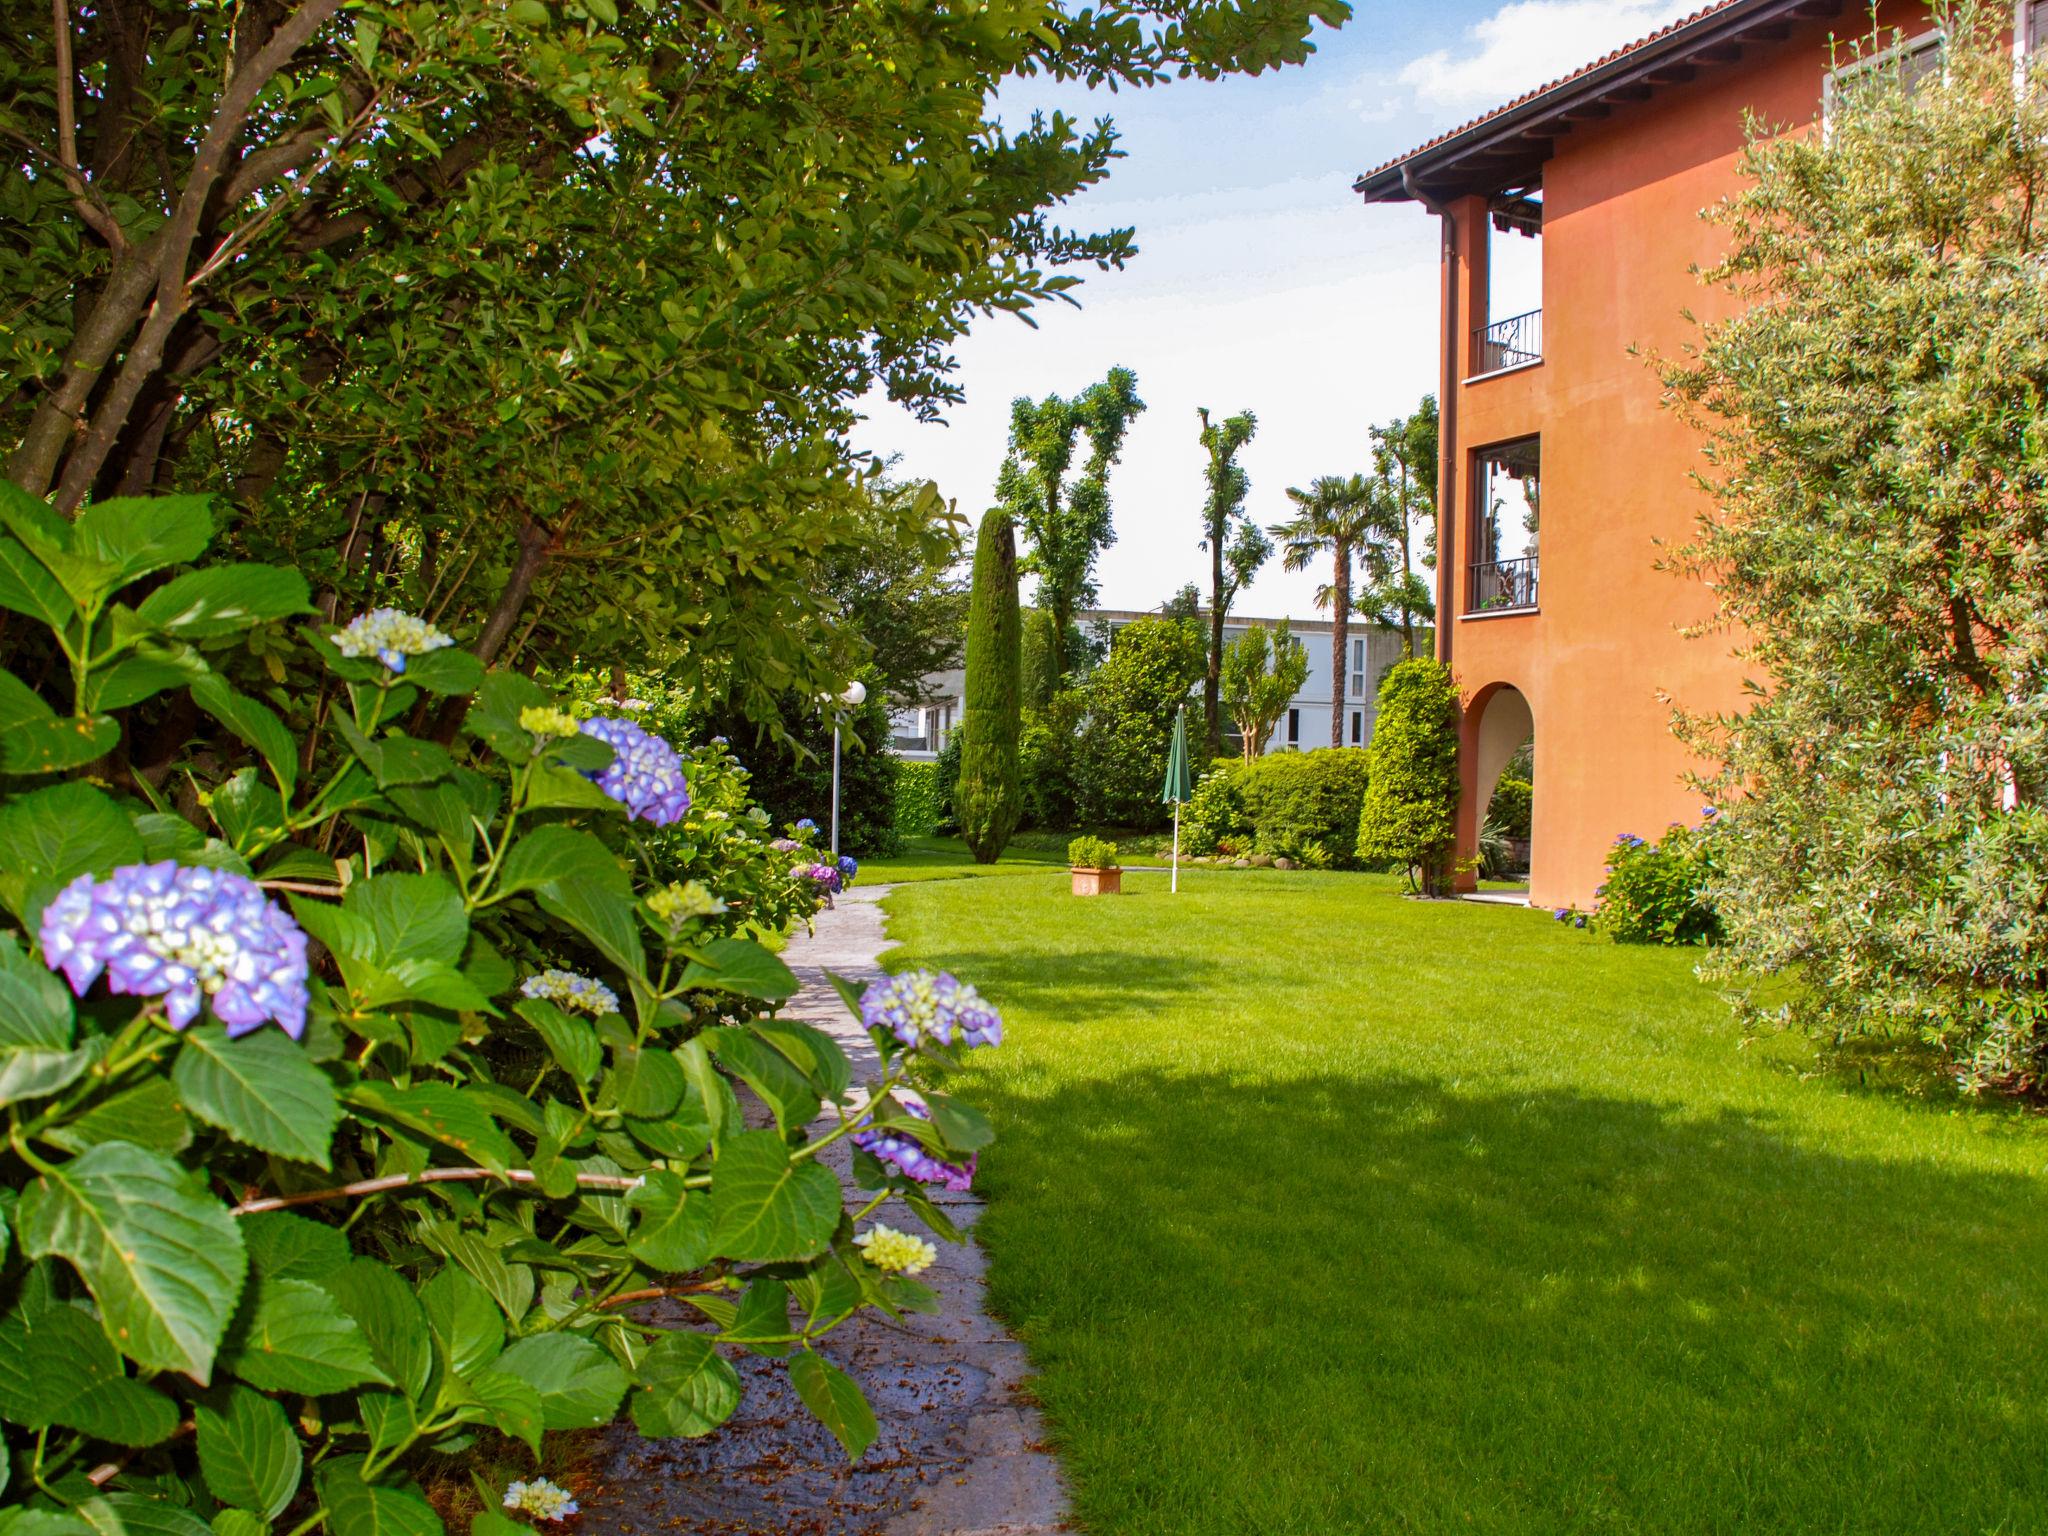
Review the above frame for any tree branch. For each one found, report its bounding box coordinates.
[232,1165,647,1216]
[50,0,125,252]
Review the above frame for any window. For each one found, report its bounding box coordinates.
[1825,31,1944,125]
[1286,708,1300,747]
[1349,709,1363,745]
[1468,437,1540,613]
[1349,638,1365,696]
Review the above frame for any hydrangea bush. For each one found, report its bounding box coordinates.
[0,492,999,1532]
[1588,823,1722,947]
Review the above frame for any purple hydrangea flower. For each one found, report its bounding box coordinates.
[799,863,844,895]
[39,863,309,1037]
[837,854,858,885]
[860,969,1001,1050]
[795,818,818,834]
[770,837,801,854]
[1702,805,1719,819]
[1553,907,1569,921]
[852,1101,976,1192]
[578,716,690,825]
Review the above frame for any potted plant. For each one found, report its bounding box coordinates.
[1069,835,1122,896]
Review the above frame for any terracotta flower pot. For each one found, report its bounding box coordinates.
[1070,866,1122,896]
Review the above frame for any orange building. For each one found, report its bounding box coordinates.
[1355,0,1974,908]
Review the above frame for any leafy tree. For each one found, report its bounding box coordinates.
[1073,616,1205,827]
[1195,407,1269,754]
[822,477,970,708]
[1362,397,1439,655]
[1269,474,1374,747]
[1219,620,1309,762]
[2,0,1342,742]
[999,367,1146,689]
[1356,657,1460,894]
[958,510,1024,863]
[701,673,903,859]
[1660,6,2048,1091]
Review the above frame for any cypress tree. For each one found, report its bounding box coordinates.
[958,509,1023,863]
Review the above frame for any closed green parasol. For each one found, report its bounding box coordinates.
[1162,703,1193,891]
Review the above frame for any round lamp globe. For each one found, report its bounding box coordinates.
[839,680,868,707]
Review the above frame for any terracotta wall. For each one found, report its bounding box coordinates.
[1435,4,1936,907]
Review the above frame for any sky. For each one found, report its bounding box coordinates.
[852,0,1702,620]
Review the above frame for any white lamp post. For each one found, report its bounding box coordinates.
[830,679,866,859]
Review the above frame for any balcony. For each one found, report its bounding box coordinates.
[1468,555,1539,614]
[1473,308,1541,375]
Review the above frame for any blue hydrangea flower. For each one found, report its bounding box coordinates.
[1553,907,1569,921]
[39,863,309,1037]
[578,716,690,825]
[852,1101,976,1192]
[519,969,619,1016]
[795,818,817,834]
[837,854,858,885]
[1701,805,1719,819]
[860,969,1001,1050]
[333,608,454,674]
[799,862,843,895]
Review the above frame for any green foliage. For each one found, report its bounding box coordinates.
[1238,749,1371,870]
[1001,369,1146,690]
[1590,827,1721,947]
[1660,8,2048,1090]
[0,501,1001,1529]
[3,0,1346,738]
[1219,621,1310,761]
[1355,659,1460,893]
[1488,776,1532,842]
[894,762,946,838]
[1067,836,1120,869]
[933,727,966,836]
[1072,618,1205,829]
[958,511,1024,864]
[1019,691,1087,831]
[1269,475,1374,747]
[701,680,902,859]
[1180,759,1252,856]
[1195,408,1268,754]
[1359,396,1440,654]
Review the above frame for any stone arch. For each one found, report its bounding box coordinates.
[1455,680,1535,894]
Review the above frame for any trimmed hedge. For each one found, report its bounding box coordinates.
[1239,748,1372,869]
[895,758,946,836]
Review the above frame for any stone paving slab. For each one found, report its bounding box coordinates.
[577,887,1068,1536]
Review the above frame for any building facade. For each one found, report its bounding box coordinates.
[890,611,1411,761]
[1355,0,1964,907]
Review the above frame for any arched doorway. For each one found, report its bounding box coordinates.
[1457,683,1535,898]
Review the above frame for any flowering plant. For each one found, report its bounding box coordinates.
[0,493,996,1531]
[1589,823,1722,946]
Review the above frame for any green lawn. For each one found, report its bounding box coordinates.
[860,830,1119,884]
[879,868,2048,1535]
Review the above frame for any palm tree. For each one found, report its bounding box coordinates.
[1269,474,1375,749]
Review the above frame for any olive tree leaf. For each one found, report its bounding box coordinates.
[629,1329,741,1438]
[174,1024,341,1168]
[17,1142,245,1382]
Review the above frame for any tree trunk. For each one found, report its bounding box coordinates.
[428,516,555,744]
[1205,530,1224,757]
[1330,536,1351,748]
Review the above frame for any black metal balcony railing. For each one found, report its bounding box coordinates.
[1474,308,1542,373]
[1469,555,1539,613]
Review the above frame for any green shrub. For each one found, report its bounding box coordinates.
[1019,690,1085,830]
[1069,834,1121,868]
[958,509,1023,863]
[1488,775,1532,841]
[0,491,1001,1527]
[1356,658,1461,893]
[1072,617,1205,829]
[703,672,902,857]
[934,725,965,833]
[1589,825,1721,946]
[1238,748,1370,869]
[895,758,945,836]
[1181,758,1250,855]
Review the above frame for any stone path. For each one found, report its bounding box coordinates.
[578,885,1068,1536]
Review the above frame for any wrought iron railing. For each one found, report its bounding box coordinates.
[1473,308,1542,373]
[1468,555,1539,612]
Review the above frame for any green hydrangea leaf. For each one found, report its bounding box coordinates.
[195,1384,301,1519]
[495,1333,630,1430]
[706,1130,841,1263]
[217,1275,391,1395]
[788,1349,877,1462]
[630,1329,741,1438]
[174,1024,340,1168]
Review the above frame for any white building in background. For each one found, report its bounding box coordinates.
[888,611,1414,762]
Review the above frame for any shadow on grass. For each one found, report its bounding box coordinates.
[975,1066,2048,1535]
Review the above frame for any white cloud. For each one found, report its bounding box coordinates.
[1395,0,1701,114]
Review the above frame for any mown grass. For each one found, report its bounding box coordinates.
[860,830,1120,884]
[880,867,2048,1535]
